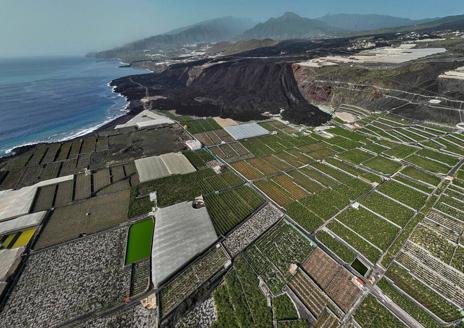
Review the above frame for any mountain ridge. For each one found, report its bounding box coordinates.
[241,12,340,40]
[96,16,255,59]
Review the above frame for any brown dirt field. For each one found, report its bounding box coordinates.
[325,269,361,313]
[302,248,340,289]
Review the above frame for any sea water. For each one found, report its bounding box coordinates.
[0,56,146,156]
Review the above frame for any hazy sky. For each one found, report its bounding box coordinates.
[1,0,463,57]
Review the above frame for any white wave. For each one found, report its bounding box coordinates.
[3,112,127,156]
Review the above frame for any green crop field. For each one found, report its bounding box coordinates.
[363,156,402,175]
[354,295,406,328]
[185,118,222,134]
[336,207,400,250]
[338,149,374,164]
[126,218,154,264]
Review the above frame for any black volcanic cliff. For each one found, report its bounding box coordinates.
[112,58,331,125]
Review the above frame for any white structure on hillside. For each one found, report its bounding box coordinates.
[135,152,196,183]
[152,201,217,286]
[115,110,174,129]
[224,123,269,140]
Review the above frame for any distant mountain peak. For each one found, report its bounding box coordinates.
[241,12,338,40]
[281,12,301,19]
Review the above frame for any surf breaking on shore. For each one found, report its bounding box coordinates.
[0,58,149,158]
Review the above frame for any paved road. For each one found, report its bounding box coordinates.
[449,158,464,176]
[59,289,155,328]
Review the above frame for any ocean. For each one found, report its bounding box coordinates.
[0,56,147,156]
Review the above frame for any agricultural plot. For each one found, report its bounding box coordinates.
[32,184,57,212]
[134,169,215,209]
[34,164,134,212]
[302,249,363,312]
[93,168,111,192]
[361,140,390,154]
[285,149,313,165]
[434,138,464,156]
[315,230,356,264]
[409,225,457,265]
[325,269,362,313]
[396,243,464,307]
[159,244,229,317]
[328,127,366,142]
[363,156,402,175]
[338,149,374,164]
[310,162,361,186]
[1,125,190,190]
[386,263,462,322]
[266,155,295,171]
[302,248,338,289]
[182,150,214,170]
[212,256,273,328]
[327,221,381,264]
[298,180,370,221]
[259,120,290,132]
[222,203,283,257]
[417,149,460,167]
[125,218,154,265]
[424,211,463,242]
[298,189,343,221]
[273,294,299,321]
[354,295,406,328]
[405,154,451,174]
[400,166,441,186]
[360,192,414,227]
[394,175,434,194]
[40,162,62,180]
[248,158,281,176]
[239,132,319,159]
[74,173,92,200]
[323,135,360,150]
[272,174,308,200]
[241,137,275,157]
[377,180,428,210]
[383,144,419,160]
[274,152,305,168]
[377,279,443,328]
[200,169,244,193]
[288,269,335,318]
[285,201,324,233]
[336,207,400,251]
[194,129,234,146]
[326,158,382,184]
[299,166,339,187]
[185,118,222,134]
[255,179,293,207]
[244,221,314,294]
[306,147,337,161]
[232,160,264,180]
[210,142,254,163]
[0,227,132,327]
[312,309,340,328]
[35,190,130,249]
[287,170,324,193]
[205,185,264,235]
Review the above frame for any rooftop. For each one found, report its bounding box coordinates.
[152,201,217,286]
